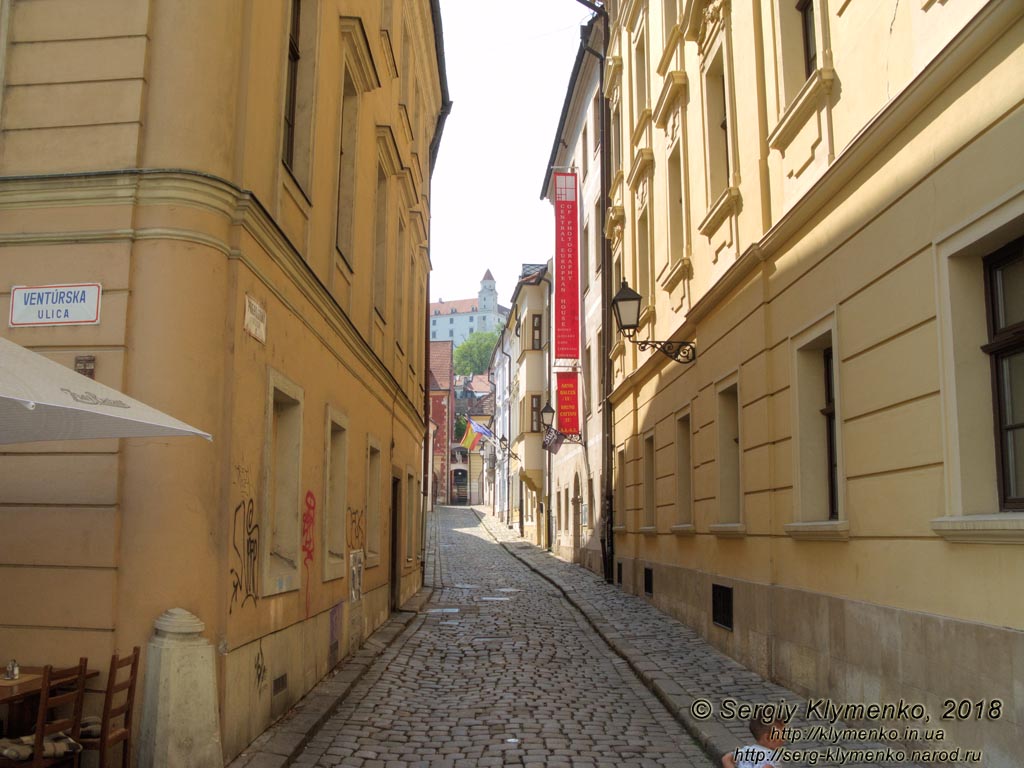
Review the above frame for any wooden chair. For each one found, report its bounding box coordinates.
[77,648,139,768]
[0,657,88,768]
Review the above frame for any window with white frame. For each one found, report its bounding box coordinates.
[984,238,1024,509]
[281,0,317,190]
[642,432,656,529]
[373,166,389,319]
[367,440,382,564]
[264,371,303,594]
[791,321,844,527]
[675,411,693,527]
[324,411,348,580]
[705,49,732,202]
[717,382,741,524]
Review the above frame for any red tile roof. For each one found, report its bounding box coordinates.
[429,297,479,315]
[428,341,454,391]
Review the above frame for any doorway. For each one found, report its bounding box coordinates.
[390,476,401,612]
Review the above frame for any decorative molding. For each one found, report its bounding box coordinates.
[784,520,850,541]
[339,16,381,93]
[607,204,625,244]
[709,521,745,537]
[610,169,625,203]
[604,56,623,97]
[653,71,688,129]
[931,514,1024,544]
[695,0,730,57]
[657,24,683,77]
[622,0,644,32]
[379,29,398,78]
[376,125,403,175]
[630,107,652,148]
[697,184,740,236]
[627,147,655,190]
[767,66,836,152]
[660,256,691,292]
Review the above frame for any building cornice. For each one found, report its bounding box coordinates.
[0,168,424,426]
[610,0,1021,406]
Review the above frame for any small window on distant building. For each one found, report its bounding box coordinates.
[531,314,543,350]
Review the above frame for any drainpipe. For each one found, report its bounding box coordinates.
[573,0,614,583]
[498,329,516,534]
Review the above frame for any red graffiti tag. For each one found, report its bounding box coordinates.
[302,491,316,616]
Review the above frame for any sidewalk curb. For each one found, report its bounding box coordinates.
[227,588,432,768]
[472,508,730,767]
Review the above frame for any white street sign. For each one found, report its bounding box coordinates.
[9,283,102,327]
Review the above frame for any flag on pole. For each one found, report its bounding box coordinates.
[467,418,494,440]
[460,419,481,450]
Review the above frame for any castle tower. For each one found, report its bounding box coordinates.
[478,269,497,313]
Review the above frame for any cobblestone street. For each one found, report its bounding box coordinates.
[293,506,712,768]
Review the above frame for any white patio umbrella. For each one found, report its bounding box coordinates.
[0,336,212,444]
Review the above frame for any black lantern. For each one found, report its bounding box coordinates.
[541,400,556,429]
[610,279,697,364]
[611,279,642,337]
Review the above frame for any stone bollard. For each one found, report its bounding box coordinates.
[137,608,223,768]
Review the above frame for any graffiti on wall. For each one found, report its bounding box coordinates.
[349,506,365,552]
[254,640,268,691]
[302,491,316,616]
[230,494,260,614]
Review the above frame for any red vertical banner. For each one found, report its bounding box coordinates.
[556,372,580,435]
[554,172,579,360]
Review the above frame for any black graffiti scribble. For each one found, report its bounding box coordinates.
[230,498,260,613]
[349,506,365,551]
[254,641,267,689]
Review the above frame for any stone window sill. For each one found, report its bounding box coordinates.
[930,513,1024,544]
[612,524,627,532]
[709,522,746,537]
[784,519,849,540]
[639,525,658,535]
[670,523,695,535]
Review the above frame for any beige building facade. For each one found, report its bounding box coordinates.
[601,0,1023,763]
[0,0,447,761]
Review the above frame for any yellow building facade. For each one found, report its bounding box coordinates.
[0,0,447,760]
[604,0,1023,762]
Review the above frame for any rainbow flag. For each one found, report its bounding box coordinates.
[460,420,481,450]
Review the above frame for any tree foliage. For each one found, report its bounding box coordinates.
[454,330,499,376]
[454,414,467,442]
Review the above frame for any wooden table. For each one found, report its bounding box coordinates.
[0,666,99,737]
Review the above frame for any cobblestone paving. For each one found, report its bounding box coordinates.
[476,511,926,768]
[292,506,713,768]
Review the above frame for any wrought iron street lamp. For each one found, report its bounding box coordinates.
[610,279,697,364]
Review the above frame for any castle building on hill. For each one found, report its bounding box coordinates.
[429,270,509,347]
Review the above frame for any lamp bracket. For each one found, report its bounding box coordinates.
[632,337,696,364]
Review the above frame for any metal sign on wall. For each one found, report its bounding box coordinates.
[556,371,580,435]
[553,172,579,360]
[9,283,101,327]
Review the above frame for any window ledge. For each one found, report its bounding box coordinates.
[768,66,836,152]
[660,256,691,292]
[627,147,655,190]
[931,514,1024,544]
[698,185,740,237]
[784,519,850,541]
[653,70,687,128]
[612,524,627,532]
[639,525,658,535]
[630,108,652,148]
[709,522,746,537]
[670,523,695,535]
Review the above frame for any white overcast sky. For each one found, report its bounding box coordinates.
[429,1,595,306]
